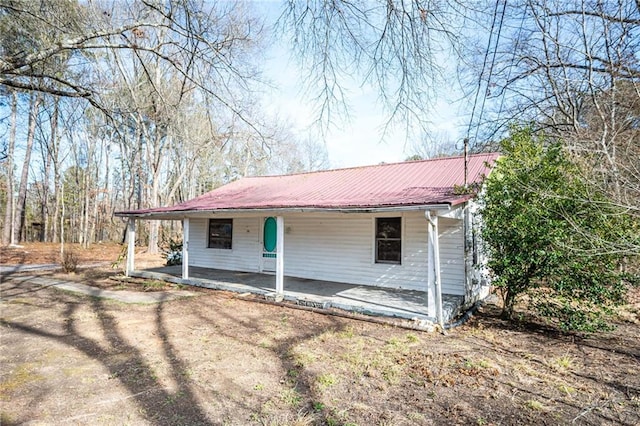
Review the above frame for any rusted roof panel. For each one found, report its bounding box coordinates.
[116,153,500,217]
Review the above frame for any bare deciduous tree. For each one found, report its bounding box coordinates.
[1,0,280,248]
[15,93,42,241]
[1,89,17,245]
[459,0,640,256]
[406,130,460,160]
[278,0,466,134]
[467,1,639,212]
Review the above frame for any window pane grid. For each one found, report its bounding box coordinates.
[375,217,401,264]
[208,219,233,249]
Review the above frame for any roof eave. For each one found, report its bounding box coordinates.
[114,202,459,220]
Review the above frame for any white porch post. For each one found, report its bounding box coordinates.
[182,218,190,280]
[426,211,444,328]
[126,218,135,277]
[275,216,285,301]
[426,217,436,316]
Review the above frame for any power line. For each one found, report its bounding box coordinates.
[466,0,507,150]
[466,0,500,144]
[492,2,529,140]
[473,0,507,148]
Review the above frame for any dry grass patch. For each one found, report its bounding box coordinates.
[0,363,44,400]
[1,272,639,425]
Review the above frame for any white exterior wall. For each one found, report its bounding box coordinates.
[188,211,465,295]
[188,217,261,272]
[438,217,465,295]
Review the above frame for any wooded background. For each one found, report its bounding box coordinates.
[1,0,638,256]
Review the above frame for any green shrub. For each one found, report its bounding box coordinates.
[479,126,638,330]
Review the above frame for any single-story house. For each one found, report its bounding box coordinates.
[115,153,499,326]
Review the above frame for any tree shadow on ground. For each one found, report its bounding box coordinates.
[461,308,640,425]
[0,275,60,296]
[474,305,640,359]
[1,274,354,424]
[5,275,638,426]
[2,286,213,425]
[196,298,348,423]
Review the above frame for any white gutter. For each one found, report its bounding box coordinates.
[425,210,445,330]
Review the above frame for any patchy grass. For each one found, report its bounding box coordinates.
[525,399,546,411]
[315,373,338,389]
[252,411,316,426]
[0,363,44,400]
[547,354,575,372]
[141,279,168,291]
[1,273,639,425]
[279,388,303,407]
[0,412,16,425]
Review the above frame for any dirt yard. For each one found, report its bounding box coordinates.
[0,242,165,271]
[0,242,125,265]
[1,244,639,425]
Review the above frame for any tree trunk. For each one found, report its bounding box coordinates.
[103,135,112,242]
[52,188,60,242]
[15,93,42,242]
[2,91,17,245]
[60,181,65,256]
[82,138,96,248]
[90,137,103,244]
[41,97,58,242]
[82,167,91,247]
[501,289,517,320]
[147,129,164,254]
[50,99,61,243]
[136,121,143,210]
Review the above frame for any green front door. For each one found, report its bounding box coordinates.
[261,217,277,272]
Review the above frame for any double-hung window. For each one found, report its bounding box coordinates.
[375,217,401,264]
[208,219,233,249]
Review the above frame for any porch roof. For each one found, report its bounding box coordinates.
[116,153,499,219]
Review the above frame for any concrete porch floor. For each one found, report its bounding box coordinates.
[132,266,464,323]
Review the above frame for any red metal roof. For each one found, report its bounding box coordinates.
[116,153,500,217]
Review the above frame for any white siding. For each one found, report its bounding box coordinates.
[438,218,465,295]
[188,217,261,272]
[187,212,465,295]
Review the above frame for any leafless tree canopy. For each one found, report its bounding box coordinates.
[278,0,467,134]
[0,0,330,249]
[1,0,638,254]
[463,0,639,222]
[1,1,262,117]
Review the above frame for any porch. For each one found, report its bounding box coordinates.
[130,266,464,323]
